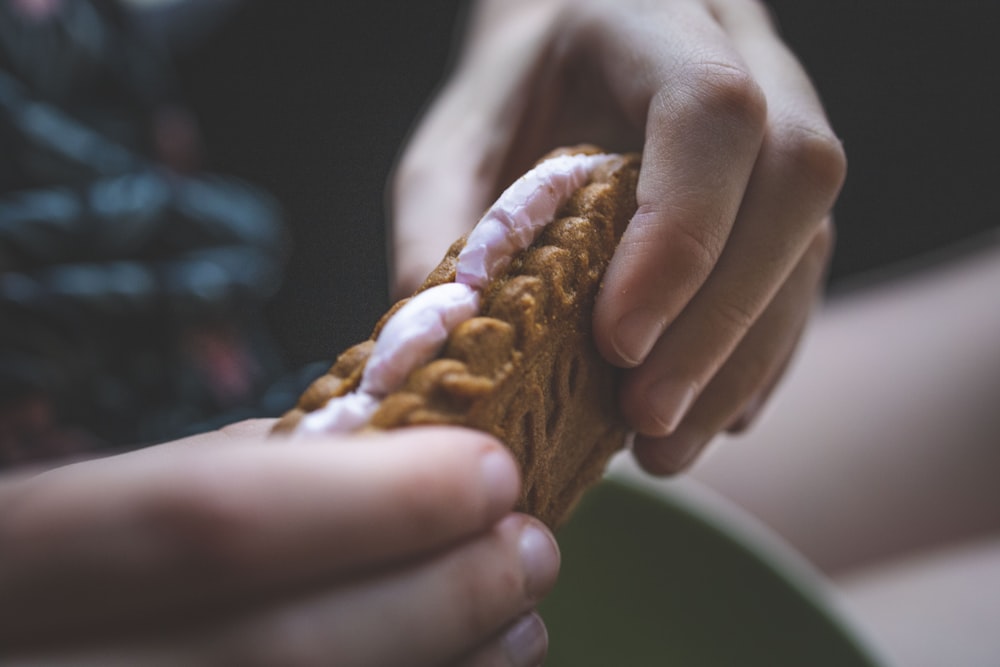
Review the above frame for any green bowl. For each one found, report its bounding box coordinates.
[540,477,885,666]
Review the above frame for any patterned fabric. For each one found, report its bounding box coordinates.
[0,0,298,466]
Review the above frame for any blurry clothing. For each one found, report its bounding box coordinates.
[0,0,294,466]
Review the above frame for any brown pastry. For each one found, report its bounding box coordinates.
[274,147,639,528]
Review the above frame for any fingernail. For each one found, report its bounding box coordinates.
[613,307,664,366]
[519,520,560,600]
[501,612,549,667]
[645,379,697,435]
[481,450,521,516]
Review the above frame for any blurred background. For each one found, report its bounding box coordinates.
[1,0,997,459]
[174,0,999,358]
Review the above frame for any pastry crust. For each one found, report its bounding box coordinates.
[274,148,640,527]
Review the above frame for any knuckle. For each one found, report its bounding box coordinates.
[654,208,725,276]
[681,60,768,135]
[772,120,848,201]
[143,469,256,573]
[709,294,758,334]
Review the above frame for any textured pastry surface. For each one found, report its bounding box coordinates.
[274,149,640,527]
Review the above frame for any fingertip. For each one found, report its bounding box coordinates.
[611,307,666,367]
[480,447,522,519]
[631,440,677,476]
[593,298,660,369]
[511,515,561,601]
[593,206,703,369]
[500,611,549,667]
[371,426,520,514]
[632,431,707,476]
[725,400,761,434]
[402,427,522,523]
[459,611,549,667]
[619,372,699,439]
[593,248,670,369]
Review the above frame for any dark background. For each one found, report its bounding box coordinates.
[176,0,999,366]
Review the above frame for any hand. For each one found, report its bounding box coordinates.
[391,0,845,474]
[0,421,558,666]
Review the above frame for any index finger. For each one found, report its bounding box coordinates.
[0,427,519,647]
[582,2,768,366]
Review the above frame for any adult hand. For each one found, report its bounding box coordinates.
[0,421,557,666]
[391,0,845,474]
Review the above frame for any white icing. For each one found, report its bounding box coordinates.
[294,392,380,438]
[360,283,480,396]
[456,153,615,289]
[294,152,615,436]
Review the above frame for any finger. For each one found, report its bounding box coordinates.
[390,2,560,297]
[390,128,494,297]
[0,427,520,648]
[586,0,769,368]
[21,515,558,667]
[456,612,549,667]
[616,5,846,438]
[212,515,558,667]
[724,333,797,434]
[707,0,823,112]
[155,417,276,450]
[633,219,833,474]
[725,282,813,435]
[722,218,836,435]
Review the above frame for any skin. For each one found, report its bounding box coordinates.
[690,243,1000,575]
[0,422,558,666]
[391,0,846,474]
[613,241,1000,664]
[2,1,849,662]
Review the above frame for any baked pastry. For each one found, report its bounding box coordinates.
[274,147,640,527]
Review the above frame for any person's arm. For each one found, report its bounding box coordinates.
[391,0,845,474]
[0,421,557,666]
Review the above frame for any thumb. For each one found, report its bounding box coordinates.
[389,2,561,298]
[389,121,492,298]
